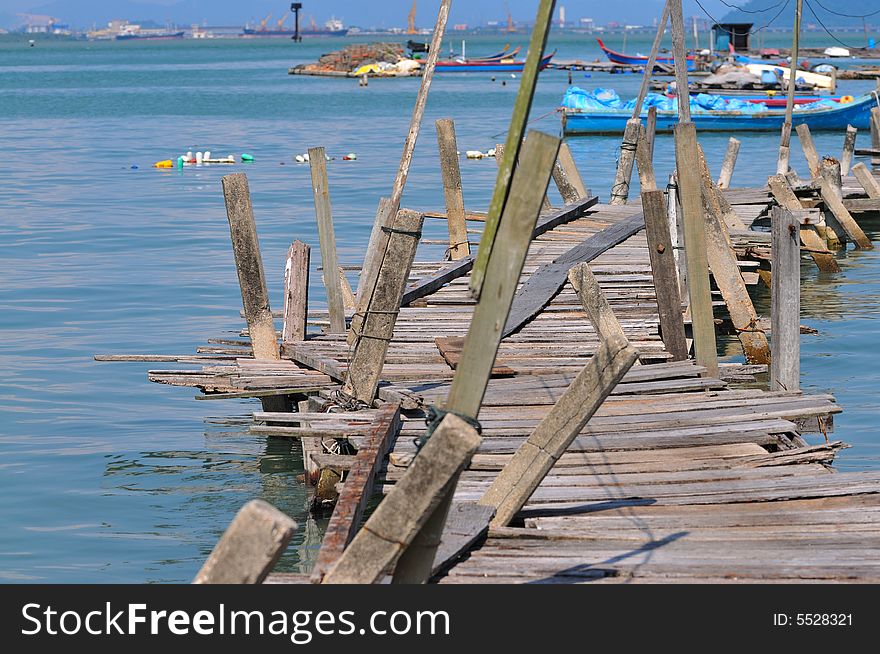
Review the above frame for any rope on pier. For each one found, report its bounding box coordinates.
[415,405,483,451]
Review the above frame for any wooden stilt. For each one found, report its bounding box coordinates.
[552,142,589,203]
[282,240,310,345]
[819,158,872,249]
[435,118,470,260]
[609,118,641,205]
[768,174,840,273]
[796,124,822,179]
[635,124,657,192]
[770,207,801,392]
[840,125,857,176]
[309,147,346,334]
[852,162,880,199]
[718,137,741,189]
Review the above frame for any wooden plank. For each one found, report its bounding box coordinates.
[311,403,401,583]
[356,197,390,299]
[282,241,309,344]
[343,210,424,402]
[840,125,857,176]
[193,499,296,584]
[470,0,555,297]
[480,333,638,527]
[852,162,880,199]
[819,160,873,249]
[436,118,470,260]
[768,174,840,272]
[717,137,741,189]
[309,146,346,333]
[430,502,496,578]
[771,207,801,392]
[321,414,481,584]
[221,173,279,361]
[642,189,688,361]
[698,146,746,231]
[674,122,718,377]
[609,118,641,205]
[502,212,645,338]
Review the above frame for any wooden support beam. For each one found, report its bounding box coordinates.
[470,0,555,298]
[435,118,470,260]
[321,414,481,585]
[642,189,689,361]
[674,122,718,377]
[193,499,296,584]
[840,125,858,176]
[768,174,840,273]
[567,262,632,349]
[393,130,560,584]
[819,159,873,249]
[635,124,657,192]
[480,333,638,527]
[796,123,822,179]
[697,146,746,231]
[554,142,589,202]
[338,267,356,310]
[311,403,401,583]
[609,118,641,205]
[852,162,880,199]
[221,173,279,361]
[717,137,741,189]
[770,207,801,392]
[282,240,309,344]
[343,210,424,403]
[308,146,346,334]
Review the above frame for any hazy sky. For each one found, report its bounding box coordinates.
[0,0,739,28]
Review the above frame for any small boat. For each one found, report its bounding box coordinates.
[435,51,554,73]
[597,38,695,71]
[562,91,875,134]
[745,63,834,90]
[824,47,850,58]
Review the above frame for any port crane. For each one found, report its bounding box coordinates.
[407,0,417,35]
[504,1,516,33]
[258,13,271,31]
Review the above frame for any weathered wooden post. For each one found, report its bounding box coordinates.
[308,146,346,334]
[646,106,658,158]
[568,263,632,349]
[221,173,280,362]
[635,124,657,192]
[819,157,872,249]
[768,174,840,273]
[717,137,741,189]
[871,107,880,168]
[770,207,801,392]
[852,162,880,199]
[282,241,310,345]
[698,146,746,231]
[796,124,822,179]
[194,500,297,584]
[480,333,638,527]
[552,142,589,203]
[776,0,802,175]
[840,125,858,176]
[666,173,687,298]
[435,118,470,260]
[642,190,688,361]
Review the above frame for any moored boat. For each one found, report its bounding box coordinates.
[435,51,554,73]
[597,38,695,71]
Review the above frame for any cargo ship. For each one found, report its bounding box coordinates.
[243,15,348,37]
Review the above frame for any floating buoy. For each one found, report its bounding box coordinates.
[840,95,855,104]
[486,148,496,158]
[153,160,173,168]
[465,150,484,159]
[295,154,307,163]
[177,156,185,168]
[241,153,254,162]
[342,153,357,160]
[195,151,203,164]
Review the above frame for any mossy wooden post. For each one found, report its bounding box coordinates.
[552,142,589,203]
[480,333,637,527]
[796,124,822,179]
[609,118,641,205]
[321,414,480,585]
[282,240,310,345]
[819,158,872,249]
[222,173,279,362]
[642,190,688,361]
[393,131,561,584]
[343,210,424,403]
[718,137,741,189]
[470,0,556,299]
[776,0,802,175]
[768,174,840,273]
[435,119,470,260]
[635,124,657,192]
[852,162,880,199]
[309,146,346,334]
[840,125,857,176]
[193,500,296,584]
[770,207,801,392]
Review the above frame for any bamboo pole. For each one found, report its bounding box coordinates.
[777,0,802,175]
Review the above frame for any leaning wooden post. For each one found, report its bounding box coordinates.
[697,145,746,231]
[435,118,470,260]
[852,162,880,199]
[609,119,641,205]
[282,241,310,345]
[480,333,638,527]
[840,125,858,176]
[768,174,840,273]
[796,124,822,179]
[568,263,632,350]
[321,414,480,585]
[819,157,872,249]
[221,173,280,362]
[642,190,689,361]
[343,210,424,403]
[717,137,741,189]
[470,0,556,298]
[393,131,561,584]
[776,0,802,175]
[635,124,657,192]
[309,146,346,334]
[554,142,589,201]
[646,106,658,158]
[193,500,297,584]
[770,207,801,392]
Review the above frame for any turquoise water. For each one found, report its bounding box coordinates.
[0,33,878,582]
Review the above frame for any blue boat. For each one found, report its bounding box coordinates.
[562,91,877,135]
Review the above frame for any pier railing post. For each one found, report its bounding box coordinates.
[282,240,310,345]
[718,137,741,189]
[435,118,470,260]
[777,0,801,175]
[770,207,801,392]
[309,146,346,334]
[221,173,280,362]
[840,125,857,176]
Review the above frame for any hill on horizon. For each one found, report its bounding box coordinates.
[721,0,879,28]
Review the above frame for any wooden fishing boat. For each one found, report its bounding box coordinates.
[562,91,876,135]
[597,38,695,71]
[674,92,845,107]
[436,51,554,73]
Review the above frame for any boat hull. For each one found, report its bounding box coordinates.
[597,38,695,71]
[436,53,554,73]
[563,94,875,134]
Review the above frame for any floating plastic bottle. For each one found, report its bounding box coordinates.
[241,153,254,162]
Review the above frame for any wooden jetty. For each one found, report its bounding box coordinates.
[98,0,880,584]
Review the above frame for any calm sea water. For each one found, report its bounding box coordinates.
[0,32,878,582]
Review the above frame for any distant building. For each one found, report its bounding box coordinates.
[559,6,565,29]
[579,17,595,32]
[453,23,468,31]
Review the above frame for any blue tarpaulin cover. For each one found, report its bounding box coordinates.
[560,87,770,113]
